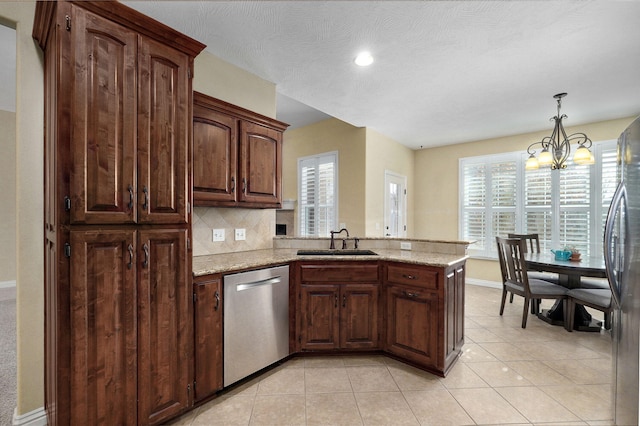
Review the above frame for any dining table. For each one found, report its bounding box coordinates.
[524,252,608,331]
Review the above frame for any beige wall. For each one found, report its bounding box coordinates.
[0,109,16,283]
[414,116,637,283]
[193,51,278,254]
[0,1,45,416]
[364,128,414,237]
[282,118,367,236]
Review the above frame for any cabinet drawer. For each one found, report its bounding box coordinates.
[300,263,379,283]
[386,264,438,289]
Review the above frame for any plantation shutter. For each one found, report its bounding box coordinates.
[461,162,486,252]
[298,153,337,237]
[559,161,590,253]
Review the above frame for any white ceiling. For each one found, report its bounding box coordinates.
[4,2,640,149]
[123,1,640,149]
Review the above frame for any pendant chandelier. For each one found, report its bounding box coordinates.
[525,93,593,170]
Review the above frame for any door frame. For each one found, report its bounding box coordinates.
[383,170,407,238]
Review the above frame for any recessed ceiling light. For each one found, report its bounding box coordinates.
[354,51,374,67]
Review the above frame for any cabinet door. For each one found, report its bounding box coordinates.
[386,285,439,367]
[69,230,137,425]
[70,7,137,224]
[238,121,282,206]
[193,275,223,402]
[340,284,379,349]
[300,284,340,350]
[138,229,190,425]
[138,36,190,224]
[193,103,238,204]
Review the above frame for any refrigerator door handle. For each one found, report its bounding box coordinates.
[604,181,627,309]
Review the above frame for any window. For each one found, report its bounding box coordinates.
[459,140,617,258]
[298,152,338,237]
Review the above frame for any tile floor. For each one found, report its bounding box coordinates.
[168,284,614,425]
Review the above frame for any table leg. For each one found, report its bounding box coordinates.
[537,299,602,331]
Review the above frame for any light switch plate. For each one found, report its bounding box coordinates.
[212,229,225,242]
[235,228,246,241]
[400,242,412,250]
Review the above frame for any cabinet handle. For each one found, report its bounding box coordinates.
[127,244,134,269]
[403,290,419,298]
[127,185,134,210]
[142,243,149,268]
[342,295,346,308]
[231,176,235,193]
[402,274,417,280]
[242,178,247,194]
[214,290,220,311]
[142,186,149,211]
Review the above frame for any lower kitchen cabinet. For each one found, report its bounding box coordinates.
[298,262,380,351]
[385,284,439,367]
[69,228,190,425]
[138,229,191,425]
[300,283,379,350]
[193,274,223,402]
[69,230,138,425]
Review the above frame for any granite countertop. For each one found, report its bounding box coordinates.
[193,248,468,276]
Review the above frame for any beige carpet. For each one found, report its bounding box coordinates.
[0,286,16,426]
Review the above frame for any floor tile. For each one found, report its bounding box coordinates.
[441,362,489,389]
[305,393,363,426]
[495,386,581,423]
[256,367,305,395]
[459,343,498,363]
[193,394,254,425]
[305,367,353,393]
[540,385,613,422]
[449,387,529,424]
[250,394,306,426]
[386,362,444,391]
[505,360,569,386]
[479,341,534,361]
[403,389,474,425]
[466,361,532,387]
[353,391,419,425]
[346,365,399,392]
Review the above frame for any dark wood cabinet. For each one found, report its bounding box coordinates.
[384,261,465,376]
[193,274,223,402]
[192,92,288,208]
[385,284,439,367]
[137,229,191,425]
[34,2,205,424]
[68,8,190,225]
[69,230,138,425]
[297,262,380,351]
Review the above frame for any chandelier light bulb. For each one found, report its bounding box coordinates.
[538,148,553,166]
[525,154,540,170]
[573,145,592,165]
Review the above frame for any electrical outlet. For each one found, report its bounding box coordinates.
[212,229,225,242]
[235,228,246,241]
[400,242,412,250]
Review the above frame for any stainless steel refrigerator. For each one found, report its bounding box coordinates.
[605,115,640,425]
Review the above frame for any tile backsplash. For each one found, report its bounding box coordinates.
[192,207,276,256]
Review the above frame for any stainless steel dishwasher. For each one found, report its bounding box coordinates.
[223,265,289,386]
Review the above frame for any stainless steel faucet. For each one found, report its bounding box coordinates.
[329,228,349,249]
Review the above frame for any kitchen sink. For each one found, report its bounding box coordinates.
[296,249,378,256]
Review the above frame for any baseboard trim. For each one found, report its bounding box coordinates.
[13,407,47,426]
[466,278,501,290]
[0,280,16,289]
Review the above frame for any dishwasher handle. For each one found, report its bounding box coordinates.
[235,276,282,291]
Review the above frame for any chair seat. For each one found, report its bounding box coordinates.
[527,271,559,284]
[506,279,568,297]
[579,277,610,290]
[567,288,612,309]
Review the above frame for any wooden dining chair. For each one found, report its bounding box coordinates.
[507,233,559,284]
[565,288,613,332]
[496,236,569,328]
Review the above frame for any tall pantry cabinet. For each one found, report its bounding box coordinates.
[32,2,205,425]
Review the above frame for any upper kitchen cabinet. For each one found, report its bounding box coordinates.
[34,1,203,226]
[193,92,289,208]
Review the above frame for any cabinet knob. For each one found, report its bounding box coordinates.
[142,186,149,211]
[402,274,417,280]
[127,185,134,210]
[127,244,134,269]
[142,243,149,268]
[214,291,220,311]
[402,290,419,298]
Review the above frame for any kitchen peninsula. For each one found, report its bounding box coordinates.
[193,237,469,404]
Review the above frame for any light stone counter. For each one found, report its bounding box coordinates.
[193,248,468,277]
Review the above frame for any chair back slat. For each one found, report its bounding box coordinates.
[496,236,530,294]
[508,233,541,254]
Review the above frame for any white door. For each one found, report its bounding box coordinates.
[384,171,407,237]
